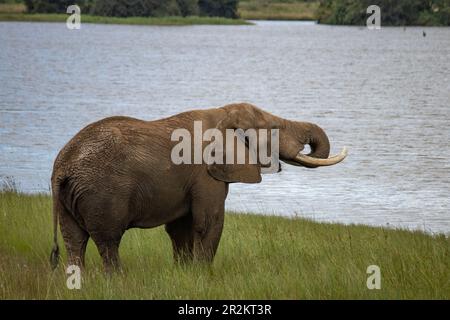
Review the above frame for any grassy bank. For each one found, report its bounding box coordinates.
[238,0,319,20]
[0,4,249,26]
[0,191,448,299]
[0,12,251,25]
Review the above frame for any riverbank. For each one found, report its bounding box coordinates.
[2,2,449,25]
[0,191,448,299]
[0,4,250,26]
[0,12,251,26]
[0,2,318,22]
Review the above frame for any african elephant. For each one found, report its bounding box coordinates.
[50,103,347,272]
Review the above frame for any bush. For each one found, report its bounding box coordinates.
[91,0,182,17]
[24,0,241,18]
[24,0,92,13]
[198,0,239,18]
[176,0,198,17]
[317,0,450,26]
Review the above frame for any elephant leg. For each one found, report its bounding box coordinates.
[79,199,126,273]
[191,184,226,263]
[59,207,90,269]
[89,228,123,274]
[94,238,122,274]
[192,206,224,263]
[165,214,194,263]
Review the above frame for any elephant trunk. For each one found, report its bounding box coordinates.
[288,121,347,168]
[305,122,331,159]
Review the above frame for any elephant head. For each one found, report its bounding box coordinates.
[207,103,347,183]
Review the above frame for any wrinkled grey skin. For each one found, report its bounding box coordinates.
[50,103,334,272]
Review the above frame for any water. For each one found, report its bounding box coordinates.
[1,21,449,234]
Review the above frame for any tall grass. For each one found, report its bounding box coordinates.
[0,191,448,299]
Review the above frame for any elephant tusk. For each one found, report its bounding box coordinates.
[293,146,348,167]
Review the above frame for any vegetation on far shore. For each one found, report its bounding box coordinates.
[0,12,250,25]
[23,0,240,18]
[317,0,450,26]
[239,0,450,25]
[1,1,450,25]
[0,2,249,25]
[0,191,448,299]
[238,0,318,20]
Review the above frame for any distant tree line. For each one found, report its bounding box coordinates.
[24,0,240,18]
[317,0,450,26]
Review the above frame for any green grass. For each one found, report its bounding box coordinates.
[0,191,448,299]
[0,13,251,26]
[238,0,319,20]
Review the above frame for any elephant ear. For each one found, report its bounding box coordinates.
[207,137,262,183]
[208,163,262,184]
[207,105,264,184]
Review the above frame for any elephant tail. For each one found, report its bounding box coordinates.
[49,181,62,270]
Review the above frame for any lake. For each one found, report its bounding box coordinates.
[1,21,449,234]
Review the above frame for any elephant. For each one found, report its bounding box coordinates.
[49,103,347,272]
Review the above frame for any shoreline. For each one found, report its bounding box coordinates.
[1,2,448,27]
[2,189,448,236]
[2,13,447,28]
[0,13,252,26]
